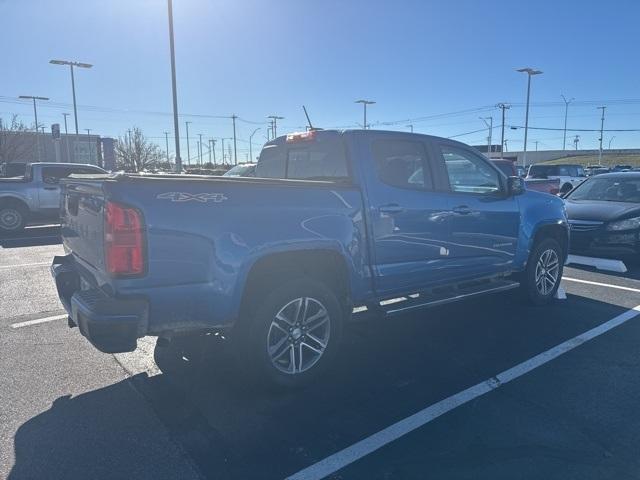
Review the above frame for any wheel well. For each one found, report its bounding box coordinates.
[560,182,573,192]
[0,196,28,213]
[533,224,568,257]
[240,250,351,318]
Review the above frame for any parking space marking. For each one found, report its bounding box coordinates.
[563,276,640,294]
[10,314,68,329]
[0,262,49,269]
[286,304,640,480]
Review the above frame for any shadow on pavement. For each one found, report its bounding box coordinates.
[8,375,200,480]
[0,225,61,248]
[9,294,629,480]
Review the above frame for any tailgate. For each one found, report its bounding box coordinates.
[60,178,107,271]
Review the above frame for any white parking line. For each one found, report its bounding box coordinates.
[563,276,640,294]
[10,314,68,329]
[286,304,640,480]
[0,262,49,269]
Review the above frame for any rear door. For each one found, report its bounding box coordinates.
[362,135,452,296]
[434,141,520,279]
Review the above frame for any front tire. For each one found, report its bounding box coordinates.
[240,278,343,389]
[521,237,564,305]
[0,203,27,233]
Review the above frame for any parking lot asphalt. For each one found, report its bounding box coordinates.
[2,225,640,480]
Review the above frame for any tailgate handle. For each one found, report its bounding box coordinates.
[44,186,58,191]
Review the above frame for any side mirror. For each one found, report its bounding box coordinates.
[507,176,525,196]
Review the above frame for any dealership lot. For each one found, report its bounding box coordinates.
[2,226,640,480]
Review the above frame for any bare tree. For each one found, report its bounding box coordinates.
[0,115,35,164]
[115,127,164,172]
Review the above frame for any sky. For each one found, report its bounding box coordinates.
[1,0,639,161]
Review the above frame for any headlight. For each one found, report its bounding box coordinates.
[607,216,640,231]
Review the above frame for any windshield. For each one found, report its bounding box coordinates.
[223,164,256,177]
[567,176,640,202]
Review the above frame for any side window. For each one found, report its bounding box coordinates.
[42,167,72,184]
[287,144,349,181]
[558,166,570,176]
[441,145,501,194]
[372,140,433,189]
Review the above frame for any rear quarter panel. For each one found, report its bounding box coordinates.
[104,176,370,332]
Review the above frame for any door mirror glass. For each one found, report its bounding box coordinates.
[508,176,525,196]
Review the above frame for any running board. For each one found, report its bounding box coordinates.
[383,279,519,317]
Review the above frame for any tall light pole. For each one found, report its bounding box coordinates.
[62,112,71,161]
[18,95,49,162]
[597,106,606,166]
[164,131,170,163]
[85,128,93,163]
[198,133,203,165]
[210,138,217,165]
[406,124,414,133]
[49,60,92,136]
[249,128,260,162]
[480,116,493,157]
[185,121,192,165]
[574,135,580,150]
[496,103,510,158]
[516,68,543,168]
[355,99,375,129]
[561,95,574,151]
[231,114,238,165]
[166,0,182,172]
[609,136,616,150]
[267,115,284,139]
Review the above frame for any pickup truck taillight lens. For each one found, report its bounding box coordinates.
[105,201,145,277]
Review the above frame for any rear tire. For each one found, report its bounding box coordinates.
[237,277,343,389]
[0,203,27,234]
[521,237,564,305]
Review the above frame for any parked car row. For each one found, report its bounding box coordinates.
[0,162,106,232]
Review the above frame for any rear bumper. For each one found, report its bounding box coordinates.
[51,255,148,353]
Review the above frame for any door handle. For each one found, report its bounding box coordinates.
[44,186,58,190]
[452,205,472,215]
[379,204,404,214]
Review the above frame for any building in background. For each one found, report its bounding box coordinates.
[0,130,113,167]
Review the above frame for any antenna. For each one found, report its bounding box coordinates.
[302,105,314,131]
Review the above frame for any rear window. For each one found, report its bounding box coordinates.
[256,138,349,181]
[528,165,557,177]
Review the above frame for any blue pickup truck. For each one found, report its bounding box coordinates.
[52,130,568,387]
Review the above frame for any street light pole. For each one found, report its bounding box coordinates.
[185,121,191,166]
[609,136,616,150]
[406,124,414,133]
[561,95,574,151]
[355,99,375,129]
[19,95,49,162]
[62,113,71,162]
[164,131,170,163]
[49,60,92,136]
[516,68,543,168]
[85,128,93,163]
[249,128,260,162]
[231,114,238,165]
[597,106,606,166]
[198,133,203,165]
[496,103,510,159]
[166,0,182,172]
[210,139,217,166]
[480,116,493,157]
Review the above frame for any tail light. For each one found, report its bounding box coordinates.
[105,201,146,277]
[286,130,317,143]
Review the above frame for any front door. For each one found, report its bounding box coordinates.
[435,142,520,280]
[363,136,452,296]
